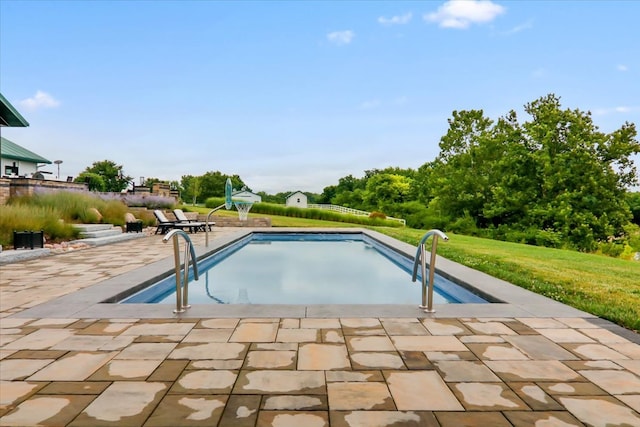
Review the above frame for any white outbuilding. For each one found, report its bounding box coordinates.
[285,191,308,208]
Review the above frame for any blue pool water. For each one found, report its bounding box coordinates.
[122,233,487,305]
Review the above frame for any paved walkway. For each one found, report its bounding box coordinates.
[1,230,639,426]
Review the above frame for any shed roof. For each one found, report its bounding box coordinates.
[0,137,52,164]
[0,93,29,127]
[286,191,307,199]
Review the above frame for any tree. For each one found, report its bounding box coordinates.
[78,160,132,192]
[364,173,413,213]
[424,94,639,250]
[179,171,247,204]
[74,172,105,192]
[522,95,638,249]
[429,109,496,227]
[627,192,640,225]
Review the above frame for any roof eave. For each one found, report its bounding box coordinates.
[0,93,30,127]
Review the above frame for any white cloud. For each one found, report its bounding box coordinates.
[424,0,505,29]
[503,20,533,35]
[378,12,413,26]
[593,106,633,116]
[617,64,629,72]
[327,30,355,46]
[19,90,60,111]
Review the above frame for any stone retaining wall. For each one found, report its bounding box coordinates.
[0,178,89,204]
[200,214,271,228]
[0,178,9,205]
[158,211,271,228]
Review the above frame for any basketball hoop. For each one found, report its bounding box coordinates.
[234,201,253,221]
[225,178,233,210]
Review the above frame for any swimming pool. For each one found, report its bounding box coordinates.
[122,232,488,305]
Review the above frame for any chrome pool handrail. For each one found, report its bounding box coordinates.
[163,229,199,313]
[412,229,449,313]
[205,205,225,247]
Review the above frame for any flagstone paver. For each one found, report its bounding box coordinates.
[504,334,579,360]
[257,411,329,427]
[298,343,350,370]
[385,370,464,410]
[0,395,96,427]
[508,382,565,410]
[70,381,167,426]
[144,394,227,427]
[262,395,327,410]
[1,232,639,426]
[245,350,296,369]
[230,322,279,342]
[327,382,395,410]
[276,328,318,343]
[29,352,118,381]
[330,410,440,427]
[558,395,640,426]
[451,382,528,410]
[350,352,405,369]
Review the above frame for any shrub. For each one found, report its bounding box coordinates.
[0,204,79,247]
[369,211,387,220]
[448,213,479,236]
[8,190,130,227]
[598,242,625,258]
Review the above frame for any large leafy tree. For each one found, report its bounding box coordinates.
[76,160,132,192]
[363,173,413,212]
[429,109,496,226]
[425,94,639,250]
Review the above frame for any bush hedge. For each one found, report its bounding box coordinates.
[0,191,156,247]
[204,198,403,228]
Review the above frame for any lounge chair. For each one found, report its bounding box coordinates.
[154,210,205,234]
[153,210,179,234]
[173,209,212,231]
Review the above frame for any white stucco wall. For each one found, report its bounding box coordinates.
[1,158,39,178]
[286,191,308,208]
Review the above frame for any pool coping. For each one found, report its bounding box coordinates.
[10,227,596,321]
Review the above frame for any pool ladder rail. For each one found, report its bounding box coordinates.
[205,205,225,247]
[412,229,449,313]
[163,229,199,314]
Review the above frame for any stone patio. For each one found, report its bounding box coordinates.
[1,229,639,426]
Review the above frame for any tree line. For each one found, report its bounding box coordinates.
[75,94,639,252]
[318,94,640,252]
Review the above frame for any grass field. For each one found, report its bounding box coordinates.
[185,206,640,332]
[378,227,640,333]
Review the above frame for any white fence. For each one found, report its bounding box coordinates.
[307,204,406,225]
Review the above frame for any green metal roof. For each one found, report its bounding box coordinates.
[0,137,51,164]
[0,93,29,127]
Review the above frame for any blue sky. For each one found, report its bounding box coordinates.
[1,0,638,193]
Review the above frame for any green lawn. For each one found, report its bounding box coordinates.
[378,227,640,332]
[185,206,640,332]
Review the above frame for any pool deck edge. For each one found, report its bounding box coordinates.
[8,228,598,322]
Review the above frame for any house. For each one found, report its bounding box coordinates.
[232,189,262,204]
[285,191,308,208]
[1,137,52,178]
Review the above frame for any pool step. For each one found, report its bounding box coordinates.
[71,224,147,246]
[74,224,120,238]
